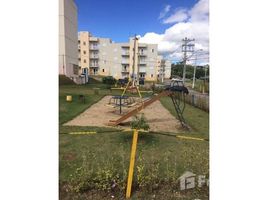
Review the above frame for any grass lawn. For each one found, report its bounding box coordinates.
[184,79,209,94]
[59,81,209,200]
[160,97,209,139]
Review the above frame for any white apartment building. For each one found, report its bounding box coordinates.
[156,55,172,82]
[59,0,82,83]
[78,32,159,81]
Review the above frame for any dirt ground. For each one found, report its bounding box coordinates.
[64,95,181,133]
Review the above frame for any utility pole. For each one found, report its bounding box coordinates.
[132,35,138,87]
[182,37,195,84]
[192,53,197,89]
[192,49,203,89]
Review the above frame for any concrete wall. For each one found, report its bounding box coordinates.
[59,0,78,78]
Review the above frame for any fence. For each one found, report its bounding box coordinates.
[185,93,209,112]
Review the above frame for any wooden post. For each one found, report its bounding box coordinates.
[126,129,139,198]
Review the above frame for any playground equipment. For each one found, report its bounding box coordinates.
[108,95,136,114]
[108,35,144,113]
[108,80,189,128]
[108,34,189,128]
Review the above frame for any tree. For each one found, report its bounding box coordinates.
[171,63,209,80]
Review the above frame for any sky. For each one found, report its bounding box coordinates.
[75,0,209,64]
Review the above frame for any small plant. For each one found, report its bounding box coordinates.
[102,76,117,85]
[130,114,150,131]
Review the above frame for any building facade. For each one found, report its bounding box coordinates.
[156,55,172,82]
[59,0,81,83]
[78,32,159,81]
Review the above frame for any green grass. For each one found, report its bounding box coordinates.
[60,132,208,199]
[160,97,209,139]
[185,79,209,93]
[59,82,209,200]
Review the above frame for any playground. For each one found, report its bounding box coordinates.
[59,76,209,200]
[64,95,181,133]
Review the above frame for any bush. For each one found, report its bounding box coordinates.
[102,76,117,85]
[131,114,150,131]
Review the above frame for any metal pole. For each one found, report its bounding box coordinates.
[119,97,122,114]
[132,35,137,87]
[182,38,187,84]
[192,53,197,89]
[126,129,139,198]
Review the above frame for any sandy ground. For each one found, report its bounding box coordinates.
[64,96,181,133]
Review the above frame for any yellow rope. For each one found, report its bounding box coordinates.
[69,131,96,135]
[176,135,205,141]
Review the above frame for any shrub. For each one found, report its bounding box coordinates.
[130,114,150,131]
[102,76,117,85]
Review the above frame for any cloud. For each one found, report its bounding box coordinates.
[140,0,209,65]
[158,5,171,19]
[163,8,189,24]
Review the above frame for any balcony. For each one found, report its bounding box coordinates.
[121,59,129,64]
[122,51,130,56]
[90,46,99,50]
[90,64,99,68]
[138,44,147,48]
[90,54,99,59]
[89,37,99,42]
[139,60,147,65]
[139,67,146,73]
[121,44,129,48]
[122,68,129,73]
[138,52,147,56]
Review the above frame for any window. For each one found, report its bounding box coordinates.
[151,74,153,78]
[73,64,79,75]
[102,69,105,72]
[83,41,86,45]
[83,51,86,55]
[84,59,86,63]
[152,49,154,53]
[78,40,80,44]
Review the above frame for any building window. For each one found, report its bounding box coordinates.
[152,49,154,53]
[102,69,105,72]
[73,64,79,75]
[83,41,86,45]
[78,40,80,44]
[151,74,153,78]
[84,59,86,63]
[83,51,86,54]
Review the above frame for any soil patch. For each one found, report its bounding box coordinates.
[64,96,181,133]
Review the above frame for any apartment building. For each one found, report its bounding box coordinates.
[157,55,172,82]
[78,32,158,81]
[59,0,83,83]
